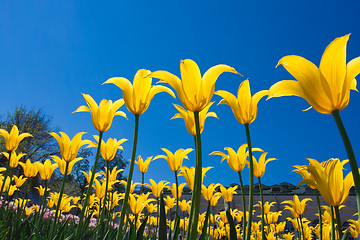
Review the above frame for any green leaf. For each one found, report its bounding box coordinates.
[199,203,211,240]
[159,192,167,240]
[136,215,149,240]
[171,214,180,240]
[226,209,237,240]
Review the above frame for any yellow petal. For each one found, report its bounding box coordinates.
[319,34,349,96]
[347,56,360,91]
[73,105,90,113]
[202,64,240,98]
[180,59,202,105]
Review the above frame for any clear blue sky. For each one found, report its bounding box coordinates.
[1,1,360,187]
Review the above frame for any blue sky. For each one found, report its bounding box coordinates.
[1,1,360,187]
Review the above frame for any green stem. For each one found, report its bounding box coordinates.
[258,177,266,240]
[155,197,159,238]
[299,215,305,240]
[175,171,179,218]
[0,151,11,209]
[334,206,343,239]
[316,190,323,240]
[330,206,335,240]
[332,110,360,223]
[187,111,202,240]
[238,171,247,238]
[141,172,144,194]
[245,123,254,240]
[100,160,110,222]
[76,131,103,238]
[296,218,302,240]
[50,161,69,238]
[117,114,139,239]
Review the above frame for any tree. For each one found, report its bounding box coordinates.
[0,106,59,162]
[0,106,60,193]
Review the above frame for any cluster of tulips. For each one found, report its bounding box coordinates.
[0,33,360,240]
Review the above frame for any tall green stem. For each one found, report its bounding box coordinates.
[50,161,69,238]
[238,171,247,237]
[334,206,343,239]
[299,215,305,240]
[315,190,323,240]
[140,172,144,194]
[244,123,254,240]
[330,206,335,240]
[117,114,139,238]
[332,110,360,223]
[76,131,103,238]
[258,177,266,240]
[187,111,202,240]
[175,171,179,218]
[100,160,110,222]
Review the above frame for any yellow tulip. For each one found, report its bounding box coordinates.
[145,179,169,198]
[148,59,240,112]
[100,166,124,183]
[146,203,157,214]
[35,159,58,180]
[120,180,141,194]
[49,131,89,162]
[268,34,360,114]
[178,166,212,191]
[348,219,360,239]
[155,148,193,172]
[74,93,127,132]
[220,185,238,203]
[210,144,249,172]
[93,179,107,199]
[210,193,222,207]
[250,152,277,178]
[12,175,27,188]
[293,164,317,189]
[201,183,221,202]
[87,135,127,161]
[35,185,49,196]
[300,158,354,206]
[25,207,34,216]
[178,199,191,213]
[282,195,312,218]
[254,201,276,215]
[2,151,26,168]
[171,102,217,136]
[135,156,153,174]
[164,196,175,209]
[103,69,175,115]
[0,125,32,151]
[19,159,38,178]
[128,193,154,215]
[52,156,81,176]
[81,170,100,183]
[167,182,186,199]
[215,79,268,125]
[7,185,17,196]
[71,196,81,205]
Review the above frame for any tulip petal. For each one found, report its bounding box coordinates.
[180,59,202,105]
[320,34,349,97]
[202,64,240,99]
[347,56,360,91]
[104,77,133,110]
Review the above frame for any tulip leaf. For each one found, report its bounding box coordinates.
[136,215,149,240]
[199,203,211,240]
[226,209,237,240]
[341,228,350,240]
[171,214,181,240]
[159,192,168,240]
